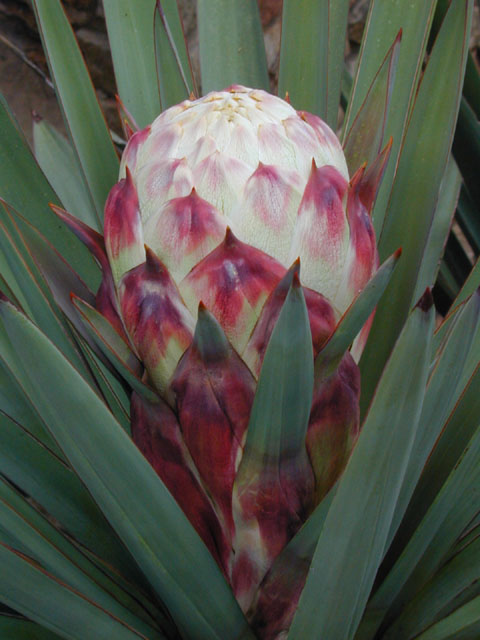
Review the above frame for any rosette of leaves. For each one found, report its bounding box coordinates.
[0,1,479,639]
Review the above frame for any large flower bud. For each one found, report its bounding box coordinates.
[65,86,385,627]
[106,86,377,391]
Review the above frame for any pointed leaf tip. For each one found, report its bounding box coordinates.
[290,257,301,274]
[416,287,434,312]
[51,203,107,267]
[144,246,167,274]
[224,226,237,247]
[124,165,133,183]
[194,304,230,362]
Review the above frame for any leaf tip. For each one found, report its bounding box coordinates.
[415,287,434,313]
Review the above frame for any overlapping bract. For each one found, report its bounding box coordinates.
[61,86,385,626]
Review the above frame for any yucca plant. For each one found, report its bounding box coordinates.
[0,0,479,638]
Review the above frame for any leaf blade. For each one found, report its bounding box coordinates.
[0,299,253,640]
[103,0,161,127]
[289,292,435,639]
[32,0,119,222]
[360,0,473,414]
[279,0,349,126]
[198,0,269,94]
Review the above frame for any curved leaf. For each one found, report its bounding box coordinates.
[361,421,480,637]
[0,543,147,640]
[343,31,401,174]
[360,0,473,413]
[0,299,253,640]
[0,96,98,289]
[415,597,480,640]
[290,291,434,640]
[33,117,99,231]
[345,0,437,233]
[32,0,119,222]
[0,480,162,638]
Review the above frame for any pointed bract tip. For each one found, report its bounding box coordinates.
[49,203,73,222]
[193,303,229,360]
[350,164,367,189]
[290,257,301,272]
[32,110,43,123]
[224,226,238,247]
[394,247,402,260]
[285,258,301,281]
[144,246,166,273]
[284,91,291,104]
[124,165,133,183]
[396,28,403,43]
[416,287,434,313]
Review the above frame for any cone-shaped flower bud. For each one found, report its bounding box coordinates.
[68,85,389,633]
